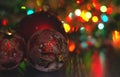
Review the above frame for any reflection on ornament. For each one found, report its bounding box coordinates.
[4,29,13,36]
[0,30,25,70]
[16,11,66,41]
[27,29,68,72]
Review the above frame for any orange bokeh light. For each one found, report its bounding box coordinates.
[68,41,76,52]
[112,30,120,49]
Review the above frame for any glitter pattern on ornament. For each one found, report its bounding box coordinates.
[27,29,68,72]
[0,30,25,70]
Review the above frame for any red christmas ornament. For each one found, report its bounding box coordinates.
[16,11,68,72]
[0,29,25,70]
[16,11,66,41]
[27,29,68,72]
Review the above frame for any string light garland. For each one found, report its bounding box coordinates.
[1,0,120,74]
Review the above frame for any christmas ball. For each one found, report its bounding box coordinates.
[16,11,66,41]
[0,30,25,70]
[27,29,68,72]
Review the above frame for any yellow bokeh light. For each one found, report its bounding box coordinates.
[63,23,71,33]
[36,0,42,6]
[81,10,89,22]
[85,11,92,19]
[100,5,107,12]
[21,6,26,10]
[92,16,98,22]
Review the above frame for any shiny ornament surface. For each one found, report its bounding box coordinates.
[0,30,25,70]
[27,29,68,72]
[16,11,66,41]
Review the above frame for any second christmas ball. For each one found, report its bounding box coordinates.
[0,29,25,70]
[27,29,68,72]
